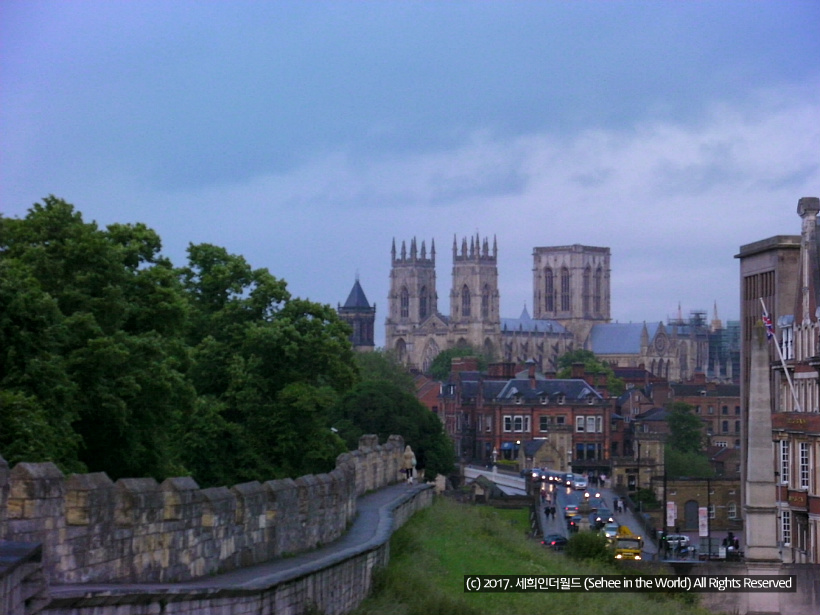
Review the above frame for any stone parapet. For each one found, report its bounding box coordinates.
[0,435,405,586]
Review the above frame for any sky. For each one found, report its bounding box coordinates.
[2,1,819,348]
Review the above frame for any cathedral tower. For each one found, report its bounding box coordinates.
[385,238,439,365]
[532,244,610,342]
[337,277,376,352]
[449,234,500,357]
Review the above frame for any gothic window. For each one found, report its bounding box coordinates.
[461,285,471,318]
[561,267,571,311]
[400,287,409,318]
[481,284,490,319]
[544,267,555,312]
[583,266,591,314]
[419,286,428,319]
[594,266,603,314]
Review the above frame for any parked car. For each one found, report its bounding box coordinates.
[541,534,568,551]
[665,534,690,549]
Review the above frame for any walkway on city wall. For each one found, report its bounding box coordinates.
[46,481,433,612]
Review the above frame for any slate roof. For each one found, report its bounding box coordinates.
[501,306,568,334]
[495,378,602,403]
[588,322,661,354]
[342,279,371,309]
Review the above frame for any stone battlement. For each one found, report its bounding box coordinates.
[0,434,405,586]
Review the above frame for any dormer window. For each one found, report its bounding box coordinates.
[540,395,548,405]
[557,394,566,405]
[515,395,523,405]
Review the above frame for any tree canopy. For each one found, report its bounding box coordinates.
[1,197,455,487]
[556,348,625,396]
[427,345,488,381]
[0,198,354,485]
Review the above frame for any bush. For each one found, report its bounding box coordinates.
[565,531,613,565]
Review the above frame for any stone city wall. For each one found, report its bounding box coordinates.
[0,434,405,585]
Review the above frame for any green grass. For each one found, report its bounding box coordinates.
[351,497,711,615]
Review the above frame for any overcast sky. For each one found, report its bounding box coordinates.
[2,1,819,347]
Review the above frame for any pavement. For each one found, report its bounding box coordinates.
[48,481,432,600]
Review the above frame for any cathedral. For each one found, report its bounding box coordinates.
[378,234,722,382]
[338,234,728,382]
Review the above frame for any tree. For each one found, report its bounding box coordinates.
[665,402,704,454]
[0,198,193,478]
[178,243,358,485]
[556,349,625,397]
[329,381,455,477]
[427,345,487,381]
[354,350,416,395]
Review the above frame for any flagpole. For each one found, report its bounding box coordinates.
[760,297,801,412]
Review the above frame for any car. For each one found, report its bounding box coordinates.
[567,513,582,533]
[665,534,690,549]
[541,534,568,550]
[590,508,615,529]
[564,504,579,518]
[601,522,619,539]
[573,477,588,490]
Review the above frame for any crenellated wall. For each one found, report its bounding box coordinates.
[0,434,406,586]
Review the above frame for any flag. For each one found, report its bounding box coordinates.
[762,311,775,340]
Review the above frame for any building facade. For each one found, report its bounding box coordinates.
[738,196,820,564]
[338,278,376,351]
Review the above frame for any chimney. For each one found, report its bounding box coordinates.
[571,362,585,379]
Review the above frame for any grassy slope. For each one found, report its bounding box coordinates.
[352,497,711,615]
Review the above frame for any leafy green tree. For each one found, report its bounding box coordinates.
[556,349,625,397]
[427,345,487,380]
[1,198,192,479]
[329,381,455,477]
[178,243,357,485]
[354,350,416,395]
[664,446,715,479]
[665,402,705,453]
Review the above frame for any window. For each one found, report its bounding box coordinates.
[583,266,591,314]
[557,394,566,405]
[515,396,522,405]
[523,416,531,433]
[561,267,571,311]
[780,440,790,485]
[544,268,555,312]
[722,405,728,415]
[708,504,715,520]
[419,286,428,319]
[714,441,727,448]
[708,406,714,415]
[540,395,548,405]
[722,420,729,433]
[481,284,490,320]
[576,416,585,432]
[782,509,792,546]
[461,285,471,318]
[513,416,523,432]
[503,415,512,432]
[728,502,737,519]
[695,405,701,414]
[594,266,603,314]
[596,416,603,433]
[400,287,409,318]
[539,416,549,432]
[734,420,740,434]
[485,416,492,432]
[586,416,596,433]
[799,442,810,490]
[735,406,741,415]
[556,415,566,425]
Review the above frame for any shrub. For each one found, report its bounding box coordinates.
[565,530,613,565]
